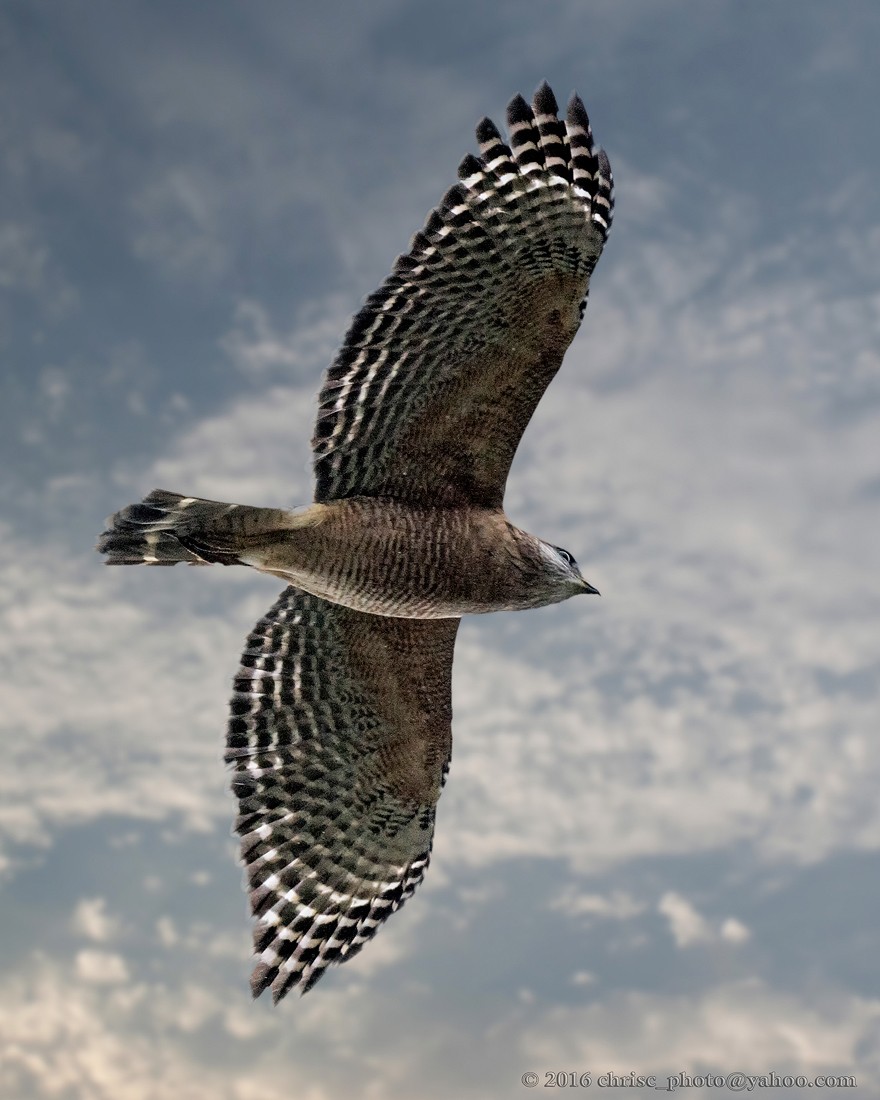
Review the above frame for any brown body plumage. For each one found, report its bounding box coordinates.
[102,493,593,617]
[97,82,613,999]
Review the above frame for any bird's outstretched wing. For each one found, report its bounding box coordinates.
[226,587,459,1000]
[312,82,613,508]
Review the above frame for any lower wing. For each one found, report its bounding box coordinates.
[226,586,459,999]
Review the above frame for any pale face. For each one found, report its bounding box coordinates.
[539,542,600,598]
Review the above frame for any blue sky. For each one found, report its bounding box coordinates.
[2,1,879,1097]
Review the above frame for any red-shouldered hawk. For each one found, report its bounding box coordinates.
[98,82,613,1000]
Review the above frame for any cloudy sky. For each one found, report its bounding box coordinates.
[2,1,879,1097]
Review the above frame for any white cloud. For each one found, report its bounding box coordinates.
[75,949,129,985]
[72,898,119,943]
[658,891,712,947]
[719,917,751,944]
[156,916,178,947]
[141,381,315,507]
[551,888,645,922]
[0,528,252,861]
[524,979,880,1082]
[0,935,875,1100]
[0,963,315,1100]
[220,298,346,378]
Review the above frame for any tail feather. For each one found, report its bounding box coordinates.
[96,489,313,567]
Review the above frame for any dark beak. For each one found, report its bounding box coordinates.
[581,579,600,595]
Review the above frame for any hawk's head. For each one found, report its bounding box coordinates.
[521,540,600,608]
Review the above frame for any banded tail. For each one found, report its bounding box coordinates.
[97,489,321,567]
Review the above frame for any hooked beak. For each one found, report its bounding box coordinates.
[581,579,600,596]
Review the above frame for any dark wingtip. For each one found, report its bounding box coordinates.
[271,978,290,1005]
[475,116,501,144]
[506,92,532,125]
[567,93,590,132]
[439,183,467,212]
[533,80,558,117]
[457,152,482,180]
[300,964,327,994]
[250,961,273,999]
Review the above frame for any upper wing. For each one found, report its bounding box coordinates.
[312,82,613,508]
[226,586,459,1000]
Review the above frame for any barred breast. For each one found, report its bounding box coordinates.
[250,497,548,618]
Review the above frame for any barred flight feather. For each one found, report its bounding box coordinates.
[226,587,458,998]
[313,80,613,508]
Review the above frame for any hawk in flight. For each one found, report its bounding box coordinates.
[98,82,613,1001]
